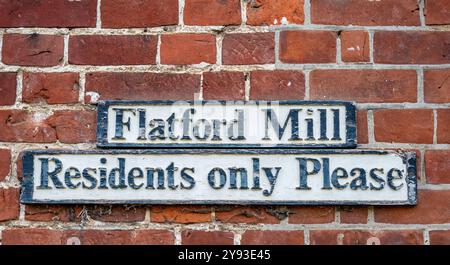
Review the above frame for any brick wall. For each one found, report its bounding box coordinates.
[0,0,449,245]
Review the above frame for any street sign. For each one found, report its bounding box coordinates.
[96,100,356,148]
[21,149,416,205]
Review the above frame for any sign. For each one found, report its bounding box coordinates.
[96,100,356,148]
[21,150,417,205]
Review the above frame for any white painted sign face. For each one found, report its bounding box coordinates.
[96,101,356,148]
[21,150,417,205]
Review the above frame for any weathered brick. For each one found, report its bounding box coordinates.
[151,206,211,224]
[340,31,370,63]
[184,0,241,26]
[47,110,97,144]
[339,206,368,224]
[375,190,450,224]
[374,109,434,144]
[16,151,24,181]
[425,150,450,184]
[161,34,216,65]
[181,230,234,245]
[203,72,245,100]
[437,109,450,144]
[85,72,200,102]
[4,229,175,245]
[279,31,336,63]
[310,70,417,103]
[131,230,175,245]
[288,206,335,224]
[101,0,178,28]
[425,0,450,25]
[87,206,146,222]
[2,228,64,245]
[0,149,11,182]
[0,73,17,106]
[357,110,368,144]
[0,110,56,143]
[223,33,275,65]
[25,205,83,222]
[63,230,174,245]
[374,31,450,64]
[215,206,281,224]
[69,35,157,65]
[311,0,420,26]
[22,72,80,104]
[0,188,19,221]
[250,70,305,100]
[246,0,304,26]
[429,230,450,245]
[241,230,304,245]
[424,69,450,103]
[0,0,97,28]
[310,230,423,245]
[2,34,64,67]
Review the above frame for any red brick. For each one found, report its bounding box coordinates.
[16,151,24,181]
[25,205,83,222]
[101,0,178,28]
[87,206,146,222]
[340,31,370,63]
[69,35,157,65]
[241,230,304,245]
[375,190,450,224]
[425,150,450,184]
[215,206,281,224]
[374,31,450,64]
[223,33,275,65]
[339,207,368,224]
[184,0,241,26]
[182,230,234,245]
[47,110,96,144]
[203,72,245,100]
[310,230,423,245]
[246,0,304,26]
[250,70,305,100]
[429,230,450,245]
[425,0,450,25]
[424,69,450,103]
[279,31,336,63]
[437,109,450,143]
[2,34,64,67]
[288,206,335,224]
[357,110,368,144]
[63,230,174,245]
[151,206,211,224]
[0,188,19,221]
[0,0,96,28]
[0,110,57,143]
[374,109,434,144]
[0,149,11,182]
[311,0,420,26]
[132,230,175,245]
[22,72,80,104]
[161,34,216,65]
[310,70,417,103]
[0,73,17,106]
[2,228,64,245]
[85,72,200,102]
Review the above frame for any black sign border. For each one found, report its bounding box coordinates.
[21,149,417,206]
[96,100,357,149]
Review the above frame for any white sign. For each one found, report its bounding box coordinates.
[21,150,417,205]
[97,101,356,148]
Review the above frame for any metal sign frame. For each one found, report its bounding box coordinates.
[96,100,357,149]
[21,149,417,206]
